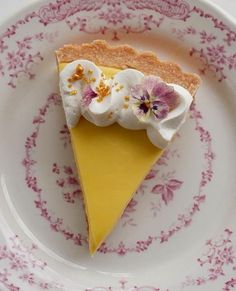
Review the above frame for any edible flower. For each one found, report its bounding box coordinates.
[81,85,97,107]
[131,76,179,122]
[81,80,111,107]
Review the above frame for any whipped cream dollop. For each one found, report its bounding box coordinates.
[59,60,193,149]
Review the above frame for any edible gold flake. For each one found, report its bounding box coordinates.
[69,90,78,96]
[68,64,84,82]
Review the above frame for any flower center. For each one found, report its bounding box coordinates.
[139,102,150,113]
[96,80,111,102]
[144,99,151,108]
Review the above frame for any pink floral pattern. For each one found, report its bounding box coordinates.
[125,0,191,20]
[121,199,137,228]
[172,26,197,40]
[4,229,236,290]
[0,236,62,290]
[6,35,43,88]
[223,278,236,291]
[0,32,58,88]
[207,44,227,65]
[65,12,164,41]
[189,47,232,81]
[99,7,132,25]
[59,124,71,148]
[172,21,236,81]
[156,148,180,167]
[22,93,87,247]
[52,163,82,204]
[183,229,236,291]
[192,6,236,46]
[200,31,217,44]
[151,171,183,205]
[30,0,189,27]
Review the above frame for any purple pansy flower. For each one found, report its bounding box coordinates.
[131,76,179,121]
[81,85,97,107]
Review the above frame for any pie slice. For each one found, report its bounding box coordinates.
[56,40,200,254]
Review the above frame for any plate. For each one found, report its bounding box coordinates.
[0,0,235,290]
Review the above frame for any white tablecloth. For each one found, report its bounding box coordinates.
[1,0,236,22]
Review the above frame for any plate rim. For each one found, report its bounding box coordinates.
[0,0,235,40]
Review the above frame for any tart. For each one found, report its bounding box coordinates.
[56,40,200,254]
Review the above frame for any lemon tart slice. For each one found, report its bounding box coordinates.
[56,40,200,254]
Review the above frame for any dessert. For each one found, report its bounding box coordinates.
[56,40,200,254]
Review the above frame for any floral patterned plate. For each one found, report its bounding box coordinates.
[0,0,236,290]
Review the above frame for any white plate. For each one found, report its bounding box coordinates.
[0,0,236,290]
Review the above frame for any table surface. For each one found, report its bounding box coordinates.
[0,0,236,23]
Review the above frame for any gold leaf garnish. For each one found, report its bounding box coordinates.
[115,84,124,92]
[75,64,84,77]
[68,64,84,82]
[69,90,78,95]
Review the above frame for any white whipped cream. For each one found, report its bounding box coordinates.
[59,60,193,149]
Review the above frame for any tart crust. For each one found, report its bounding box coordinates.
[56,40,200,95]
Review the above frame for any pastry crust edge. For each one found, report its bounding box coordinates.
[55,39,200,96]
